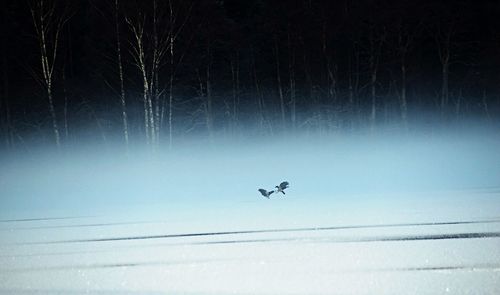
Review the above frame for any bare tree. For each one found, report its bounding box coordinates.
[481,91,491,122]
[347,39,361,128]
[230,50,240,133]
[152,0,162,143]
[114,0,129,148]
[287,25,296,129]
[251,51,265,132]
[125,1,171,147]
[367,24,385,129]
[204,39,214,139]
[1,5,12,148]
[125,0,190,147]
[273,35,286,128]
[2,54,12,149]
[29,0,72,148]
[1,17,12,148]
[300,34,314,111]
[125,3,158,146]
[167,0,175,148]
[394,22,416,129]
[62,63,69,139]
[165,0,192,149]
[126,13,153,144]
[434,21,454,116]
[322,21,338,105]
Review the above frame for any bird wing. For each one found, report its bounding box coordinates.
[280,181,289,189]
[258,189,268,196]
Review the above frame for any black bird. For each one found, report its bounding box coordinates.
[275,181,289,195]
[258,189,274,199]
[258,181,289,199]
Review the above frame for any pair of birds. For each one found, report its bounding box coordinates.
[258,181,289,199]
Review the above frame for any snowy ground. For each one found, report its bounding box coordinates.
[1,190,500,294]
[1,132,500,294]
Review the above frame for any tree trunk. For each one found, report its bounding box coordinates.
[205,72,213,138]
[482,91,491,121]
[230,51,240,134]
[2,36,12,148]
[47,86,61,147]
[287,27,296,129]
[273,36,286,128]
[154,73,160,143]
[301,36,314,106]
[166,0,175,149]
[441,61,449,113]
[114,0,129,148]
[349,44,361,127]
[347,53,354,129]
[43,42,61,148]
[354,48,361,120]
[142,71,151,143]
[62,67,69,140]
[205,41,213,139]
[152,0,161,144]
[168,36,174,149]
[370,74,376,128]
[2,7,11,148]
[252,54,265,131]
[30,0,69,148]
[348,55,354,107]
[455,89,462,120]
[369,54,377,129]
[368,26,383,130]
[435,25,453,118]
[164,0,192,148]
[400,60,408,128]
[126,15,155,145]
[397,28,410,130]
[322,23,337,105]
[146,79,155,145]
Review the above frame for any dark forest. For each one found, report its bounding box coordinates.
[1,0,499,149]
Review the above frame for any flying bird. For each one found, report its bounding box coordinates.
[258,189,274,199]
[275,181,289,195]
[258,181,289,199]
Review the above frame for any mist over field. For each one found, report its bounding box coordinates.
[2,124,500,217]
[2,125,500,294]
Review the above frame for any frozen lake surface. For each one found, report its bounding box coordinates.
[1,189,500,295]
[1,133,500,294]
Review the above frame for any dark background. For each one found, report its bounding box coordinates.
[1,0,499,149]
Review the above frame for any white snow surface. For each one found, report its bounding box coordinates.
[1,132,500,294]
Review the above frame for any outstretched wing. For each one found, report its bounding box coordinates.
[258,189,267,196]
[279,181,289,190]
[259,189,274,198]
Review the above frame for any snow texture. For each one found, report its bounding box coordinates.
[1,131,500,294]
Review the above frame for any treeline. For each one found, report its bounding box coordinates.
[0,0,499,149]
